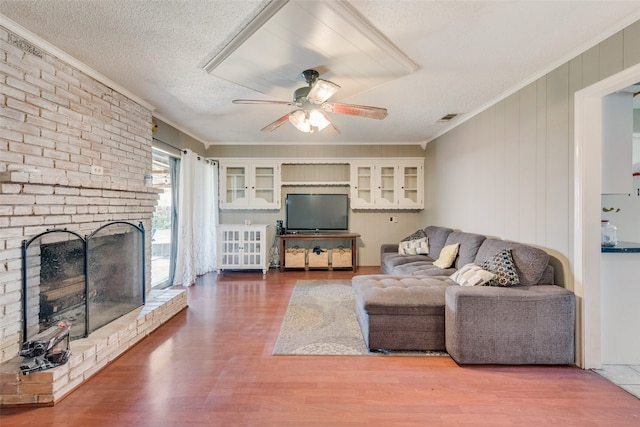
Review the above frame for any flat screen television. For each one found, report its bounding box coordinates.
[285,193,349,233]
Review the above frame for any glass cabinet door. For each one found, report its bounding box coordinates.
[350,164,374,208]
[398,162,423,208]
[252,166,275,206]
[222,165,249,208]
[401,165,418,204]
[221,230,242,267]
[242,229,262,266]
[375,165,397,207]
[219,162,280,209]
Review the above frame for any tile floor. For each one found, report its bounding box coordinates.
[595,365,640,399]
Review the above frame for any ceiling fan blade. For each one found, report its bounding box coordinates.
[307,79,340,104]
[260,113,291,132]
[325,102,388,120]
[233,99,293,105]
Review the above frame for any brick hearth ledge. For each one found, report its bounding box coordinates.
[0,288,187,407]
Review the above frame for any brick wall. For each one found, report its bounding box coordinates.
[0,26,158,363]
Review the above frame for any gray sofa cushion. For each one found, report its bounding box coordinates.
[380,253,434,275]
[392,261,456,277]
[379,226,453,275]
[443,231,487,268]
[423,225,454,259]
[352,275,451,315]
[474,239,550,286]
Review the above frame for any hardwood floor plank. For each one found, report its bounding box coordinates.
[3,267,639,426]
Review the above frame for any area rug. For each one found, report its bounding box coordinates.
[272,280,448,357]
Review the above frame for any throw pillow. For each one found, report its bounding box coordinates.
[481,249,520,287]
[398,237,429,255]
[433,243,460,268]
[401,228,427,242]
[450,263,496,286]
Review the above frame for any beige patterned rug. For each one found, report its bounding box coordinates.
[272,280,448,357]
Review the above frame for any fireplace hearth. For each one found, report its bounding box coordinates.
[22,222,146,343]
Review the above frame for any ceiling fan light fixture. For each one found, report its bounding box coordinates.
[307,79,341,103]
[288,109,331,133]
[308,109,331,130]
[289,109,311,133]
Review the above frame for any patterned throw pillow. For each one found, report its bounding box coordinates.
[401,229,427,242]
[481,249,520,287]
[450,263,496,286]
[433,243,460,269]
[398,237,429,255]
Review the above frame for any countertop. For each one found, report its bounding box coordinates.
[601,241,640,253]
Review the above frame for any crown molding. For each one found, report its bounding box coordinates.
[1,14,155,111]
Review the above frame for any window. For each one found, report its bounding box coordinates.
[151,149,177,288]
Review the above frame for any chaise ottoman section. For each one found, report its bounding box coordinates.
[352,275,452,351]
[445,285,575,364]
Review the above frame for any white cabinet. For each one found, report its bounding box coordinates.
[350,160,423,209]
[219,161,280,209]
[601,93,633,194]
[601,252,640,364]
[217,224,269,274]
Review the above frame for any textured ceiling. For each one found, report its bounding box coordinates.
[2,0,640,147]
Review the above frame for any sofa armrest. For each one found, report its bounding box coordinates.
[380,243,399,256]
[445,285,575,365]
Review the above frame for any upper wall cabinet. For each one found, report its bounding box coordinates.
[350,160,423,209]
[219,161,281,209]
[601,93,633,194]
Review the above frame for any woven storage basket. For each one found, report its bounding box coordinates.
[285,247,306,268]
[308,248,329,268]
[331,248,352,268]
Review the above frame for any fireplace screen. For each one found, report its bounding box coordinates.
[22,222,145,342]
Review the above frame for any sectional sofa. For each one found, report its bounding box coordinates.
[352,226,576,365]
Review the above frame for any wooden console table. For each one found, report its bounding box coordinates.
[278,233,360,272]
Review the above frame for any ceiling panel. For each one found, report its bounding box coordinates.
[203,0,418,101]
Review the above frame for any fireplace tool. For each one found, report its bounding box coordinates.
[19,321,71,375]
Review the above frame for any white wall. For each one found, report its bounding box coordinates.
[421,19,640,368]
[423,71,572,286]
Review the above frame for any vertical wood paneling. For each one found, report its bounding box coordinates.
[582,45,601,88]
[545,64,570,256]
[599,32,624,80]
[623,20,640,68]
[535,77,548,246]
[518,83,538,244]
[504,94,520,239]
[567,56,584,266]
[492,100,506,237]
[474,108,494,233]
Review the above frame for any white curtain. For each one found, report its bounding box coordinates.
[173,149,218,286]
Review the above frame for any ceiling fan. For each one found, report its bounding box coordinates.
[232,69,388,134]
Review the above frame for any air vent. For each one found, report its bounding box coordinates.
[437,114,459,122]
[9,34,43,58]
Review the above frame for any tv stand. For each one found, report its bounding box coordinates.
[278,233,360,272]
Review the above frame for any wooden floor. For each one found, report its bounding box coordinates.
[4,267,640,426]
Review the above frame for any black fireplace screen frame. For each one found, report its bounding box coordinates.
[21,221,146,342]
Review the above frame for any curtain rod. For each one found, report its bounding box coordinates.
[152,137,216,164]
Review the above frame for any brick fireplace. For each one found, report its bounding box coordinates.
[0,25,187,405]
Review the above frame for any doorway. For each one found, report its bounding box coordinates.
[574,62,640,370]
